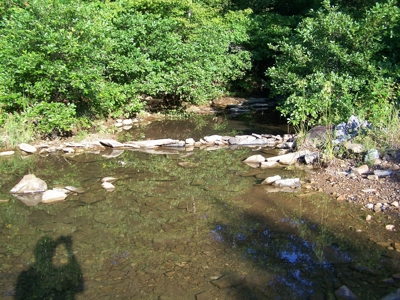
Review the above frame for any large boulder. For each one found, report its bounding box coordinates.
[10,174,47,194]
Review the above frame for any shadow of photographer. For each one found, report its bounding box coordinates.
[15,235,84,300]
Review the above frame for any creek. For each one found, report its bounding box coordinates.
[0,115,399,299]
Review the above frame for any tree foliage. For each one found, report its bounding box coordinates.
[267,0,400,126]
[0,0,251,134]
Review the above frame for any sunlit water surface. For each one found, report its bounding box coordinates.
[1,116,400,300]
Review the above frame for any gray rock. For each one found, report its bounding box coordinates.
[304,152,319,164]
[381,288,400,300]
[19,143,37,154]
[10,174,47,194]
[228,135,256,145]
[262,175,281,185]
[163,141,186,147]
[334,285,358,300]
[266,150,309,165]
[101,149,124,158]
[273,178,301,188]
[125,139,179,148]
[65,186,85,194]
[99,139,124,148]
[210,273,243,288]
[304,125,333,148]
[374,170,392,177]
[365,148,379,163]
[41,190,68,203]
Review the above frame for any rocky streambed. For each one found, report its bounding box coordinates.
[2,115,400,300]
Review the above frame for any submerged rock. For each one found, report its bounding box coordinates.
[12,193,43,206]
[19,143,37,154]
[10,174,47,194]
[334,285,358,300]
[273,178,301,188]
[101,181,115,191]
[210,273,243,289]
[243,155,265,164]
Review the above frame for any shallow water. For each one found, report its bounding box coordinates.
[1,116,400,300]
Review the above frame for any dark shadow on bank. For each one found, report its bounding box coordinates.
[15,235,84,300]
[208,191,400,300]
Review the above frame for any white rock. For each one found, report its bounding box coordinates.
[122,119,133,125]
[262,175,281,185]
[41,190,68,203]
[392,201,399,207]
[243,155,265,164]
[99,139,124,148]
[204,135,222,143]
[10,174,47,194]
[260,161,281,168]
[386,224,396,231]
[0,151,15,156]
[101,177,118,183]
[115,122,123,127]
[19,143,37,154]
[101,182,115,191]
[366,215,372,222]
[185,138,195,145]
[273,178,301,188]
[125,139,179,148]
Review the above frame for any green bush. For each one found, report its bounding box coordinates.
[267,0,400,126]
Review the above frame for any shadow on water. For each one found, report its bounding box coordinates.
[208,187,400,300]
[15,236,84,300]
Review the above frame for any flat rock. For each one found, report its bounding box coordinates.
[0,151,15,156]
[273,178,301,188]
[101,149,124,158]
[204,135,222,143]
[243,155,265,164]
[352,165,369,175]
[126,139,179,148]
[19,143,37,153]
[10,174,47,194]
[65,186,85,194]
[101,177,118,183]
[262,175,281,185]
[260,161,281,168]
[195,291,214,300]
[41,190,68,203]
[381,288,400,300]
[99,139,124,148]
[210,273,243,289]
[374,170,392,177]
[266,150,309,165]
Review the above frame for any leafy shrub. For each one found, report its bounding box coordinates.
[267,0,400,126]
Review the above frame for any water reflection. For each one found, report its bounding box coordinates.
[15,236,83,300]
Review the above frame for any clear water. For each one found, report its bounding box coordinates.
[1,116,400,300]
